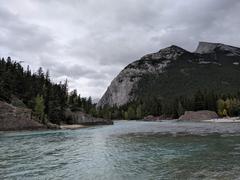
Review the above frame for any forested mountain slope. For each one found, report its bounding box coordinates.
[98,42,240,108]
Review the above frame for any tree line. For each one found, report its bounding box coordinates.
[1,57,240,123]
[0,57,94,124]
[96,90,240,120]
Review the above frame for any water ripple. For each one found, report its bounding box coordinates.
[1,121,240,179]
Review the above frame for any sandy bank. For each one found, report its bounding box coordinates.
[60,124,87,130]
[204,117,240,123]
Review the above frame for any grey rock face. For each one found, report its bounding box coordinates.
[0,101,46,131]
[142,45,189,60]
[195,42,240,56]
[195,42,220,54]
[97,45,188,107]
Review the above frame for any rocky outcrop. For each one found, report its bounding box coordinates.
[142,45,190,61]
[179,110,219,121]
[195,42,240,56]
[45,122,60,129]
[98,45,189,107]
[98,42,240,107]
[0,101,46,131]
[65,109,113,125]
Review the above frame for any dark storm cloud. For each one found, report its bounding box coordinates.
[0,0,240,97]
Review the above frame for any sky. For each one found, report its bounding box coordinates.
[0,0,240,99]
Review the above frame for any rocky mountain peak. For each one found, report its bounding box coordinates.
[159,45,187,53]
[142,45,189,61]
[195,41,240,56]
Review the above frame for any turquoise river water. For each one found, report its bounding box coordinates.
[1,120,240,179]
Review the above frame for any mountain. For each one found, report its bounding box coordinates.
[98,42,240,107]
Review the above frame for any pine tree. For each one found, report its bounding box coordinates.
[177,101,184,117]
[217,99,226,117]
[136,104,142,119]
[34,95,45,123]
[194,90,205,110]
[127,106,136,120]
[124,111,129,120]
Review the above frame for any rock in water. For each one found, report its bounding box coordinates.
[98,42,240,107]
[179,110,219,121]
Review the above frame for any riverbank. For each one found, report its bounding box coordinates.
[60,124,87,130]
[0,100,113,132]
[204,117,240,123]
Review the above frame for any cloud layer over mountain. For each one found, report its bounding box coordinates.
[1,0,240,98]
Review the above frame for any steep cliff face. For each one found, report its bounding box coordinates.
[195,42,240,56]
[98,46,190,107]
[98,42,240,107]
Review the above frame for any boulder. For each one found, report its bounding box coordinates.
[45,122,60,129]
[0,101,46,131]
[179,110,219,121]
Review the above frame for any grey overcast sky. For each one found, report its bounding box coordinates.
[0,0,240,98]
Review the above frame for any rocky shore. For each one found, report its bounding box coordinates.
[0,101,46,131]
[143,110,220,122]
[0,101,113,131]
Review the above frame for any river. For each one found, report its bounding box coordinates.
[1,120,240,179]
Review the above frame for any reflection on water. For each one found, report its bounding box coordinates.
[1,120,240,179]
